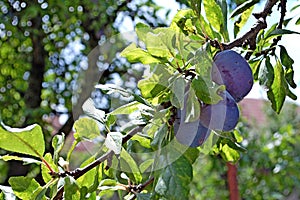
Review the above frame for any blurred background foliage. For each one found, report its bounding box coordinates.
[0,0,299,199]
[190,102,300,199]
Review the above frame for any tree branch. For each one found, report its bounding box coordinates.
[52,126,144,200]
[210,0,280,59]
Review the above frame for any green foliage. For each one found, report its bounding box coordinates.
[0,0,299,199]
[0,123,45,158]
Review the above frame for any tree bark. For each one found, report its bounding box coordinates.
[227,162,240,200]
[24,17,46,110]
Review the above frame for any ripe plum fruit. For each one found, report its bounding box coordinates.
[199,91,239,132]
[174,109,211,148]
[212,50,253,102]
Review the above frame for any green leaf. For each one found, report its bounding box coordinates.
[106,114,117,128]
[0,123,45,158]
[138,64,172,100]
[131,134,151,149]
[120,148,142,183]
[0,155,41,165]
[135,23,152,43]
[170,76,186,108]
[203,0,224,32]
[234,5,254,37]
[151,124,168,150]
[64,176,80,200]
[109,101,152,115]
[52,133,65,162]
[9,176,45,200]
[105,132,123,155]
[249,58,263,80]
[192,76,223,104]
[41,153,58,183]
[154,155,192,199]
[136,193,151,200]
[279,45,297,88]
[230,0,259,18]
[217,0,229,41]
[145,32,173,58]
[185,87,201,122]
[139,159,154,173]
[73,117,100,141]
[182,147,200,164]
[170,9,196,35]
[265,29,300,39]
[189,0,202,16]
[220,144,240,163]
[120,43,161,64]
[77,156,98,190]
[267,61,287,114]
[193,49,213,78]
[258,57,274,88]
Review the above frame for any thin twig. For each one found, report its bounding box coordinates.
[209,0,280,60]
[53,126,144,200]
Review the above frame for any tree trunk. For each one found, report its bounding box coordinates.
[24,29,46,110]
[227,162,240,200]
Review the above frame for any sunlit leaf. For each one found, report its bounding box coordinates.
[9,177,46,200]
[139,159,154,173]
[52,133,65,162]
[41,153,58,183]
[138,64,172,100]
[234,5,254,37]
[109,101,152,115]
[220,144,240,163]
[135,22,152,43]
[267,61,287,114]
[0,123,45,158]
[105,132,123,155]
[203,0,224,32]
[73,117,101,141]
[77,156,99,190]
[120,43,161,64]
[131,134,151,149]
[0,155,41,165]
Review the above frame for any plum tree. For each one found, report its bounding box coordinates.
[199,91,239,132]
[174,109,211,147]
[212,50,253,102]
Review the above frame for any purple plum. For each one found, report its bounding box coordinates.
[174,109,211,148]
[200,91,239,132]
[212,50,253,102]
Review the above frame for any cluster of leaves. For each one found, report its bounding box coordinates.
[0,0,299,199]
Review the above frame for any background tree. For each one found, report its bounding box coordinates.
[0,0,179,185]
